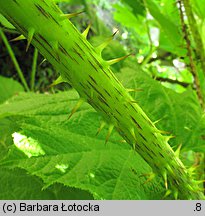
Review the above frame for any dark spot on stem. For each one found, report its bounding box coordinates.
[88,60,98,72]
[62,62,70,71]
[98,95,110,108]
[49,14,60,26]
[159,152,165,158]
[115,87,123,97]
[35,38,58,62]
[87,81,104,100]
[13,0,20,6]
[89,75,97,84]
[35,4,50,18]
[75,43,85,54]
[101,69,110,79]
[139,133,147,142]
[73,48,84,61]
[130,116,142,129]
[104,89,111,97]
[59,44,69,55]
[38,34,52,48]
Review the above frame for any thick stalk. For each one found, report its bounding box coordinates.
[181,0,205,192]
[0,0,203,199]
[178,0,204,108]
[183,0,205,78]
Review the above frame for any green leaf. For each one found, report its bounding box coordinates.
[0,167,93,199]
[0,118,20,161]
[121,0,146,16]
[0,76,24,104]
[0,91,165,200]
[118,66,205,152]
[191,0,205,20]
[0,168,54,199]
[144,0,186,56]
[113,3,144,34]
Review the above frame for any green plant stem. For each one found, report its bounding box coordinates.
[155,76,192,88]
[0,28,29,91]
[141,46,156,67]
[182,0,205,78]
[30,48,38,91]
[178,0,204,109]
[182,0,205,190]
[0,0,203,200]
[181,0,205,109]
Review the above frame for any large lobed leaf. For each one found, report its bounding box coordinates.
[0,75,24,104]
[0,63,204,199]
[0,168,93,200]
[0,90,165,200]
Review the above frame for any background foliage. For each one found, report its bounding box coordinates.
[0,0,204,199]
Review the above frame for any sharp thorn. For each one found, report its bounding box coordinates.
[96,121,106,136]
[82,23,91,38]
[159,130,171,134]
[68,98,84,120]
[162,171,168,189]
[107,53,133,65]
[112,29,119,37]
[153,115,167,125]
[139,172,154,177]
[105,124,114,144]
[188,165,199,175]
[130,128,136,140]
[26,28,35,52]
[165,179,168,190]
[165,135,175,142]
[48,76,64,88]
[141,173,155,185]
[174,190,178,200]
[39,58,47,66]
[163,190,172,199]
[10,34,26,42]
[184,126,191,131]
[175,144,182,157]
[153,119,162,125]
[60,11,84,20]
[96,30,118,54]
